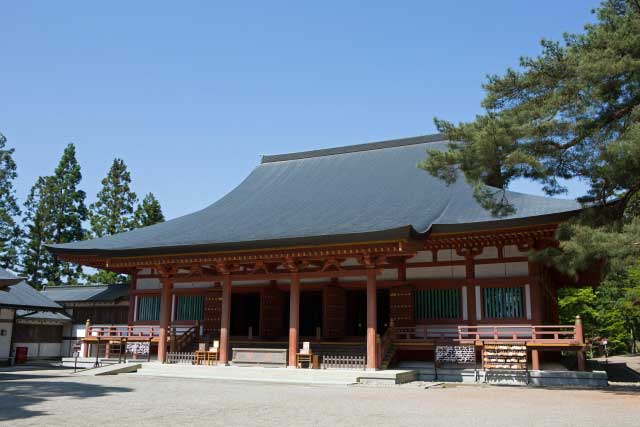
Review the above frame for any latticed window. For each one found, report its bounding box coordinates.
[138,295,161,321]
[176,295,204,321]
[414,288,461,319]
[483,287,523,319]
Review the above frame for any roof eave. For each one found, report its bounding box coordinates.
[45,226,418,259]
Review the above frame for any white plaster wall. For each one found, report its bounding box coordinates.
[173,282,214,289]
[379,269,398,280]
[136,277,161,290]
[406,250,433,263]
[11,342,61,359]
[406,265,465,279]
[341,258,360,267]
[0,308,14,320]
[340,276,367,283]
[437,249,465,261]
[0,322,13,361]
[475,262,529,278]
[504,244,529,257]
[475,246,499,260]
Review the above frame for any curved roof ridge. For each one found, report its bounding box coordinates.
[261,133,445,163]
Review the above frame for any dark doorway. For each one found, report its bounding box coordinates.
[281,292,290,337]
[345,289,390,336]
[231,293,260,336]
[300,291,323,337]
[346,290,366,336]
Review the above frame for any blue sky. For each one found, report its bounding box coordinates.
[2,1,600,220]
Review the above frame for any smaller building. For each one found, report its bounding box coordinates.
[0,268,66,364]
[41,284,130,357]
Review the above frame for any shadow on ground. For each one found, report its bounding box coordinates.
[0,371,132,422]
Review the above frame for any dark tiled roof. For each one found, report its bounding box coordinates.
[47,134,581,257]
[0,281,63,310]
[0,268,24,287]
[40,284,129,303]
[16,310,71,321]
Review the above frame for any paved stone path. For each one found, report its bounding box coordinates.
[1,368,638,426]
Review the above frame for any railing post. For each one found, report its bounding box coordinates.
[575,315,586,371]
[376,334,382,369]
[574,315,584,343]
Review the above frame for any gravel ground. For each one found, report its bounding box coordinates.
[1,367,639,427]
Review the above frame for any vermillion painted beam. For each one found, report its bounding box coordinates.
[366,269,378,369]
[219,275,232,365]
[288,272,300,367]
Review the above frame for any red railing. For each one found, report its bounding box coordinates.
[86,325,161,339]
[393,323,583,345]
[458,325,579,343]
[86,324,197,340]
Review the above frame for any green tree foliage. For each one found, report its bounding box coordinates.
[21,144,87,287]
[89,158,138,237]
[135,192,165,227]
[87,158,138,284]
[420,0,640,353]
[0,133,23,270]
[21,177,53,287]
[419,0,640,220]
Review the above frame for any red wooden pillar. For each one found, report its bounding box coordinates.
[575,315,586,371]
[158,278,173,363]
[366,269,378,370]
[288,272,300,367]
[531,349,540,370]
[82,319,91,358]
[219,274,232,365]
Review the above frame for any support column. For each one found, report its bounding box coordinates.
[82,319,91,358]
[366,269,378,370]
[575,315,586,371]
[158,278,173,363]
[531,349,540,371]
[288,272,300,367]
[219,274,232,365]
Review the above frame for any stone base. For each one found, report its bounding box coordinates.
[528,370,608,388]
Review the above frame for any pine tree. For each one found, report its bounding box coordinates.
[135,192,165,227]
[87,158,138,285]
[49,144,87,284]
[0,133,23,270]
[419,0,640,353]
[420,0,640,221]
[21,144,87,287]
[89,158,138,237]
[21,177,55,288]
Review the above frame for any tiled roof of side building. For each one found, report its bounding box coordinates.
[0,268,24,287]
[47,134,581,257]
[40,283,130,303]
[0,271,63,311]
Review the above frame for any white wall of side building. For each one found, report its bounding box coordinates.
[0,308,15,362]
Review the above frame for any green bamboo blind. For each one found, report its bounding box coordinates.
[176,295,204,321]
[413,289,461,319]
[138,296,161,321]
[483,287,523,319]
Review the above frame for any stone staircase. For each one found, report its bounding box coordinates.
[380,344,396,370]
